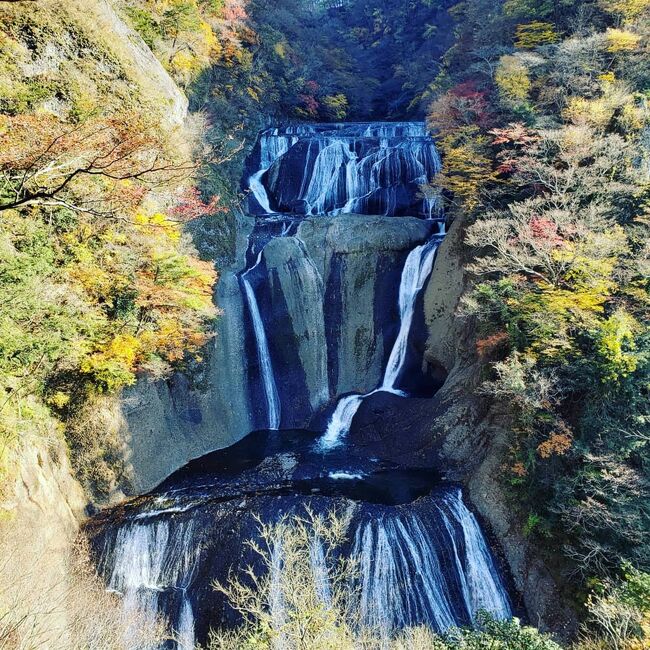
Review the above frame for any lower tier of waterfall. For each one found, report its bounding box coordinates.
[89,431,512,648]
[353,491,511,632]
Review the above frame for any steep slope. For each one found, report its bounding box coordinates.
[0,1,215,645]
[349,215,578,638]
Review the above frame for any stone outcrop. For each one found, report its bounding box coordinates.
[120,214,435,493]
[0,437,87,645]
[4,439,86,544]
[295,215,434,398]
[6,0,188,129]
[96,0,189,127]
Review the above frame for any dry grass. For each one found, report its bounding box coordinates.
[0,530,165,650]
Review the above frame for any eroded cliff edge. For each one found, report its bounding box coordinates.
[349,214,579,641]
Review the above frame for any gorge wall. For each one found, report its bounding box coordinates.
[0,2,579,644]
[347,214,578,639]
[0,0,192,641]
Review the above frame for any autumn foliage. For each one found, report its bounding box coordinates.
[428,0,650,637]
[0,1,224,497]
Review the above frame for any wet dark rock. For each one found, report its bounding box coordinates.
[86,434,512,646]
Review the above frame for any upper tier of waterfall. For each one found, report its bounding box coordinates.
[247,122,442,218]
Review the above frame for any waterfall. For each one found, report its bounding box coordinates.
[269,538,287,640]
[303,140,354,215]
[261,488,510,636]
[91,122,514,645]
[300,139,440,216]
[252,123,441,217]
[353,514,457,633]
[249,169,273,214]
[381,240,440,391]
[351,490,511,633]
[310,536,333,607]
[436,490,512,621]
[177,600,196,650]
[319,394,365,450]
[319,238,439,450]
[248,129,298,214]
[241,253,281,430]
[103,520,198,649]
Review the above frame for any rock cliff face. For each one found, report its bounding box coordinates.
[346,214,578,641]
[3,0,188,128]
[0,437,88,645]
[96,0,188,127]
[4,439,86,546]
[0,0,190,640]
[120,214,435,493]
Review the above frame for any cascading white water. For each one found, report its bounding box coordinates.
[354,514,457,633]
[319,393,364,450]
[319,239,440,450]
[263,487,510,636]
[241,253,281,430]
[177,600,196,650]
[269,538,287,643]
[252,123,441,217]
[382,241,439,391]
[104,520,198,650]
[351,490,511,633]
[249,169,273,214]
[304,139,440,216]
[247,121,443,443]
[248,129,298,214]
[437,490,512,621]
[310,536,333,607]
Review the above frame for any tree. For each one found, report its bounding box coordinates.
[0,113,195,215]
[495,55,532,115]
[598,0,650,22]
[515,21,559,49]
[581,565,650,650]
[210,509,357,650]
